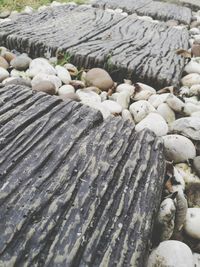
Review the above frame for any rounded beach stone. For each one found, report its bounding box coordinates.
[58,85,75,97]
[181,73,200,87]
[0,11,11,19]
[0,56,9,69]
[162,134,196,163]
[85,68,114,91]
[157,103,175,124]
[28,58,56,77]
[55,65,71,84]
[3,51,16,63]
[135,113,168,136]
[129,100,156,123]
[3,77,31,87]
[10,55,31,71]
[0,67,9,82]
[31,73,62,91]
[165,94,185,113]
[147,240,194,267]
[184,208,200,240]
[32,81,56,95]
[116,83,135,95]
[101,100,122,114]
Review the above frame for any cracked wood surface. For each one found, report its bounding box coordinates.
[0,85,165,267]
[92,0,192,24]
[0,5,189,89]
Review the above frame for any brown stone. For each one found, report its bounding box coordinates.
[192,42,200,57]
[0,56,9,69]
[3,51,16,63]
[32,81,56,95]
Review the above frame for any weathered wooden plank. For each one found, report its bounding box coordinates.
[0,85,165,267]
[92,0,192,24]
[0,5,189,89]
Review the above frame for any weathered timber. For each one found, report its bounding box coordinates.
[0,85,165,267]
[0,5,189,89]
[92,0,192,24]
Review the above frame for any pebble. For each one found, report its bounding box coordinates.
[64,63,78,77]
[55,65,71,84]
[76,89,101,104]
[32,81,56,95]
[10,55,31,71]
[135,113,168,136]
[184,102,200,115]
[109,91,130,109]
[85,68,114,91]
[100,91,108,102]
[116,83,135,95]
[101,100,122,114]
[148,93,170,108]
[0,67,9,82]
[28,58,56,77]
[84,101,111,119]
[190,84,200,96]
[162,135,196,163]
[121,109,134,124]
[165,94,185,113]
[175,163,200,186]
[31,73,62,91]
[171,117,200,141]
[193,156,200,177]
[3,77,31,87]
[0,11,11,19]
[191,111,200,117]
[0,56,9,69]
[192,41,200,57]
[193,253,200,267]
[181,73,200,87]
[129,100,156,123]
[184,208,200,240]
[157,103,176,125]
[185,183,200,208]
[147,240,194,267]
[184,60,200,74]
[59,93,80,102]
[58,85,75,97]
[2,51,16,63]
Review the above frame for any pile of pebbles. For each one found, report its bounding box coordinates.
[0,2,200,267]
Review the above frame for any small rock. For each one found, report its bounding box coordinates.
[157,103,176,125]
[175,163,200,186]
[148,93,170,108]
[0,11,11,19]
[184,102,200,116]
[109,91,130,109]
[166,94,185,113]
[0,46,7,56]
[189,27,200,35]
[129,100,156,123]
[135,82,156,94]
[85,68,114,91]
[32,81,56,95]
[3,77,31,87]
[190,84,200,96]
[171,117,200,141]
[101,100,122,114]
[184,208,200,240]
[76,89,101,104]
[185,183,200,208]
[31,73,62,91]
[55,65,71,84]
[10,55,31,71]
[83,100,111,119]
[135,113,168,136]
[22,6,34,14]
[100,91,108,102]
[147,240,194,267]
[28,58,56,77]
[192,41,200,57]
[193,253,200,267]
[60,93,80,102]
[116,83,135,95]
[181,73,200,87]
[184,60,200,74]
[0,56,9,69]
[58,85,75,97]
[2,51,16,63]
[193,156,200,177]
[162,135,196,163]
[64,63,78,76]
[69,80,85,90]
[121,109,134,124]
[0,67,9,82]
[191,111,200,117]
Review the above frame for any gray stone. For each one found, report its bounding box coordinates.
[3,77,31,87]
[32,80,56,95]
[10,55,31,71]
[0,11,11,19]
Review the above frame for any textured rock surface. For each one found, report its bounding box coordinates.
[92,0,192,24]
[0,85,165,267]
[157,0,200,11]
[0,5,189,89]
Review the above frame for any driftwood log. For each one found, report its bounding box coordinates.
[0,5,189,89]
[0,85,165,267]
[92,0,192,24]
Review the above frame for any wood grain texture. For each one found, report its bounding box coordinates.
[0,85,165,267]
[92,0,192,24]
[0,5,189,89]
